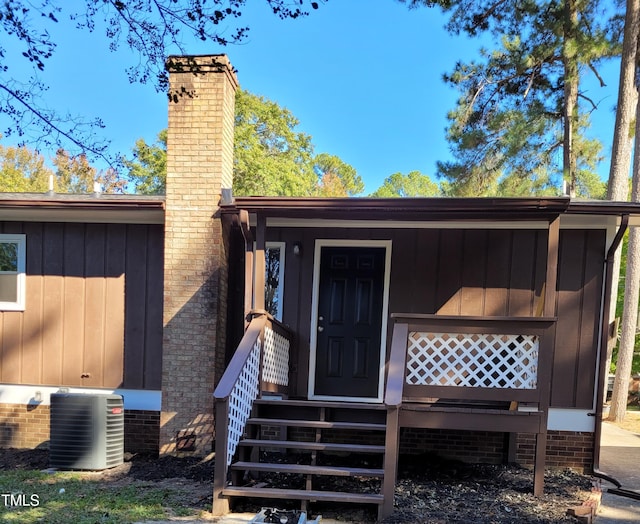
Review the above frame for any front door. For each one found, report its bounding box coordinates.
[311,245,387,400]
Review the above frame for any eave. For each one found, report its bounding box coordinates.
[222,196,573,222]
[0,193,166,224]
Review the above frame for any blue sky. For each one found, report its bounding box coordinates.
[2,1,621,194]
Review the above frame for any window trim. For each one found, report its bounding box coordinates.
[0,234,26,311]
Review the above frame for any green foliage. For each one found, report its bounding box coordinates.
[0,142,50,192]
[0,138,126,194]
[313,153,364,197]
[123,130,167,195]
[404,0,617,197]
[611,231,640,375]
[126,89,362,197]
[233,89,316,196]
[1,1,323,162]
[370,171,441,197]
[53,149,126,193]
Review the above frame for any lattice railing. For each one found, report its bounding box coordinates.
[262,324,290,386]
[214,312,293,477]
[225,338,261,465]
[406,332,539,389]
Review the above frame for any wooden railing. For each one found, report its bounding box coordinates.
[389,314,555,406]
[384,313,556,496]
[212,311,292,515]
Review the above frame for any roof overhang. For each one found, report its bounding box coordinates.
[222,196,640,225]
[222,196,574,222]
[0,193,165,224]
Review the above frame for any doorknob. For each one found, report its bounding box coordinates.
[318,326,324,332]
[319,316,324,321]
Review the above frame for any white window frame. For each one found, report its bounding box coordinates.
[253,241,286,321]
[0,234,26,311]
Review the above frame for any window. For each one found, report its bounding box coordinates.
[253,241,286,321]
[0,234,26,311]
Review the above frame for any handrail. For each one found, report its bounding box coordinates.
[213,311,293,516]
[213,313,267,516]
[214,314,267,401]
[247,308,292,335]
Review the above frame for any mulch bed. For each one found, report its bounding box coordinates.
[0,448,592,523]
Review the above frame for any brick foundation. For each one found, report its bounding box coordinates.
[400,428,594,473]
[517,430,594,472]
[0,403,50,449]
[400,428,507,464]
[1,400,595,471]
[0,403,160,454]
[268,426,595,472]
[124,410,161,454]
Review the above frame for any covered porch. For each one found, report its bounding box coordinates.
[212,197,630,520]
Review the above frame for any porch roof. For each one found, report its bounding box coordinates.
[222,196,640,224]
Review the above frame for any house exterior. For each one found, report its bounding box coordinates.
[0,194,164,452]
[1,54,639,518]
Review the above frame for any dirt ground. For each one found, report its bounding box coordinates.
[610,410,640,434]
[0,448,594,523]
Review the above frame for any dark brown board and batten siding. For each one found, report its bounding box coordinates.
[264,227,604,409]
[0,222,163,390]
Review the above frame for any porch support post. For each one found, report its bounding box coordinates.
[255,215,266,311]
[212,399,230,516]
[239,210,254,323]
[532,215,560,496]
[382,407,400,520]
[544,216,560,318]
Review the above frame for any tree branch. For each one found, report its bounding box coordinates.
[0,81,112,165]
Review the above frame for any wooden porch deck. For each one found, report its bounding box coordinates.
[212,311,556,521]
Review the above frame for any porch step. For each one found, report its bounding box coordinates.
[223,399,390,516]
[247,417,386,431]
[222,486,384,505]
[238,439,385,454]
[231,461,385,478]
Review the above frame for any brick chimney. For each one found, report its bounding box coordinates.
[160,55,238,455]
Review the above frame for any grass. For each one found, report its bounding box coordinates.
[0,470,202,524]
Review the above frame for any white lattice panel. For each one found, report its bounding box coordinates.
[406,332,538,389]
[262,326,290,386]
[226,339,261,465]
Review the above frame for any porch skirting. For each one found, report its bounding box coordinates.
[0,403,160,454]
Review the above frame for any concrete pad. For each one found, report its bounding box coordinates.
[597,420,640,523]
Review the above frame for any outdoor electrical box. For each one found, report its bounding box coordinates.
[49,393,124,470]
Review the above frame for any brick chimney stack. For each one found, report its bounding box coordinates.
[161,55,238,455]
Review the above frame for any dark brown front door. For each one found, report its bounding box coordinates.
[313,246,386,399]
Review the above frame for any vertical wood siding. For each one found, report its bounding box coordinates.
[265,227,605,409]
[0,222,164,390]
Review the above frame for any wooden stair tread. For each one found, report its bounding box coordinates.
[238,439,385,453]
[222,486,384,504]
[247,417,386,431]
[231,461,384,477]
[402,404,542,415]
[255,399,387,410]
